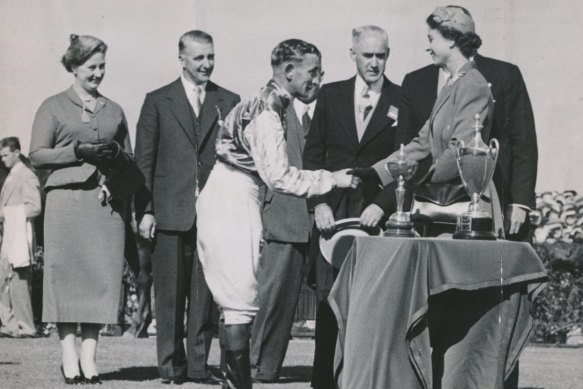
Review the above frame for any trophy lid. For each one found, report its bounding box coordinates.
[385,144,418,179]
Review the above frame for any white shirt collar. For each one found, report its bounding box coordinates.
[293,99,316,121]
[355,74,382,96]
[181,74,207,104]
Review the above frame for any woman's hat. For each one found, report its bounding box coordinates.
[430,6,475,34]
[319,218,382,268]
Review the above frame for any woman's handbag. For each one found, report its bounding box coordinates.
[409,181,471,225]
[104,147,145,201]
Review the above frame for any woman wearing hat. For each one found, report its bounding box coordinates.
[354,6,502,235]
[30,34,131,384]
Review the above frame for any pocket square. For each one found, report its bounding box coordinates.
[387,105,398,121]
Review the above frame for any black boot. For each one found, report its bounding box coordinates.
[219,319,227,373]
[221,323,252,389]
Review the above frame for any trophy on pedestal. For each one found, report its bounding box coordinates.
[453,114,499,240]
[384,145,418,237]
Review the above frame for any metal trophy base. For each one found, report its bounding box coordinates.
[384,219,418,238]
[453,216,496,240]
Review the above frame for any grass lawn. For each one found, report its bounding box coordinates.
[0,336,581,388]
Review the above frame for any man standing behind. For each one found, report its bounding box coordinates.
[395,30,537,242]
[135,30,240,384]
[303,25,400,389]
[250,87,318,383]
[392,7,537,388]
[0,137,41,338]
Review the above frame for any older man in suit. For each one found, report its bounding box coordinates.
[303,25,400,389]
[0,137,41,338]
[250,87,318,383]
[135,30,240,384]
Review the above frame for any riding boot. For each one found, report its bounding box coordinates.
[221,323,252,389]
[219,319,226,373]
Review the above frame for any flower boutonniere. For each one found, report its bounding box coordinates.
[215,105,224,127]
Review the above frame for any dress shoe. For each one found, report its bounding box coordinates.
[190,370,223,385]
[161,376,184,385]
[60,365,83,385]
[84,375,102,385]
[253,376,279,383]
[79,361,102,384]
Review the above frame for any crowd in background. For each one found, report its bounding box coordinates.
[532,190,583,245]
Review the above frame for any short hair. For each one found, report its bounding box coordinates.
[352,25,389,48]
[427,7,481,58]
[179,30,213,52]
[0,137,21,152]
[271,39,321,67]
[61,34,108,73]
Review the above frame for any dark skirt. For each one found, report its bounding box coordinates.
[42,184,125,324]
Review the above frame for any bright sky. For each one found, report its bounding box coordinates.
[1,0,582,192]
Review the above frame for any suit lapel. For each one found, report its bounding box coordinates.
[337,78,359,148]
[198,82,222,150]
[166,79,196,147]
[429,85,452,128]
[358,78,397,148]
[424,65,440,112]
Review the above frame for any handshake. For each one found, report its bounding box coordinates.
[332,167,381,189]
[74,139,121,165]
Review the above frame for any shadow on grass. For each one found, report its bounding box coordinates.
[100,366,159,381]
[99,364,311,383]
[274,365,311,383]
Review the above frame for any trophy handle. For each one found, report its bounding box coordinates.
[488,138,500,165]
[456,139,465,159]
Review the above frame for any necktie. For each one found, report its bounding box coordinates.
[361,87,373,122]
[301,108,311,135]
[192,86,202,116]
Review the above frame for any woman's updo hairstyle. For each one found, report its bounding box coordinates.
[61,34,108,73]
[426,6,482,58]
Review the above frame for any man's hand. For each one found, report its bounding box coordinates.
[505,205,528,235]
[139,214,156,240]
[359,204,384,228]
[346,167,381,184]
[314,204,336,235]
[332,169,360,189]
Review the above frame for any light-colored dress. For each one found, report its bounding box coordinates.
[30,86,131,324]
[196,80,335,325]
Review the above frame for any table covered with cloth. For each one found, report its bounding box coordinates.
[328,237,547,389]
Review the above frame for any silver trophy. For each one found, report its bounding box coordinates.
[384,145,418,237]
[453,114,499,240]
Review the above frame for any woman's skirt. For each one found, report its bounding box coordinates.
[196,162,263,325]
[42,184,125,324]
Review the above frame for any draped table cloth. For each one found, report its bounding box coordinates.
[328,237,547,389]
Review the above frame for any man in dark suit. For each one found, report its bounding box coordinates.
[395,56,537,241]
[303,25,400,389]
[135,30,240,384]
[250,88,318,383]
